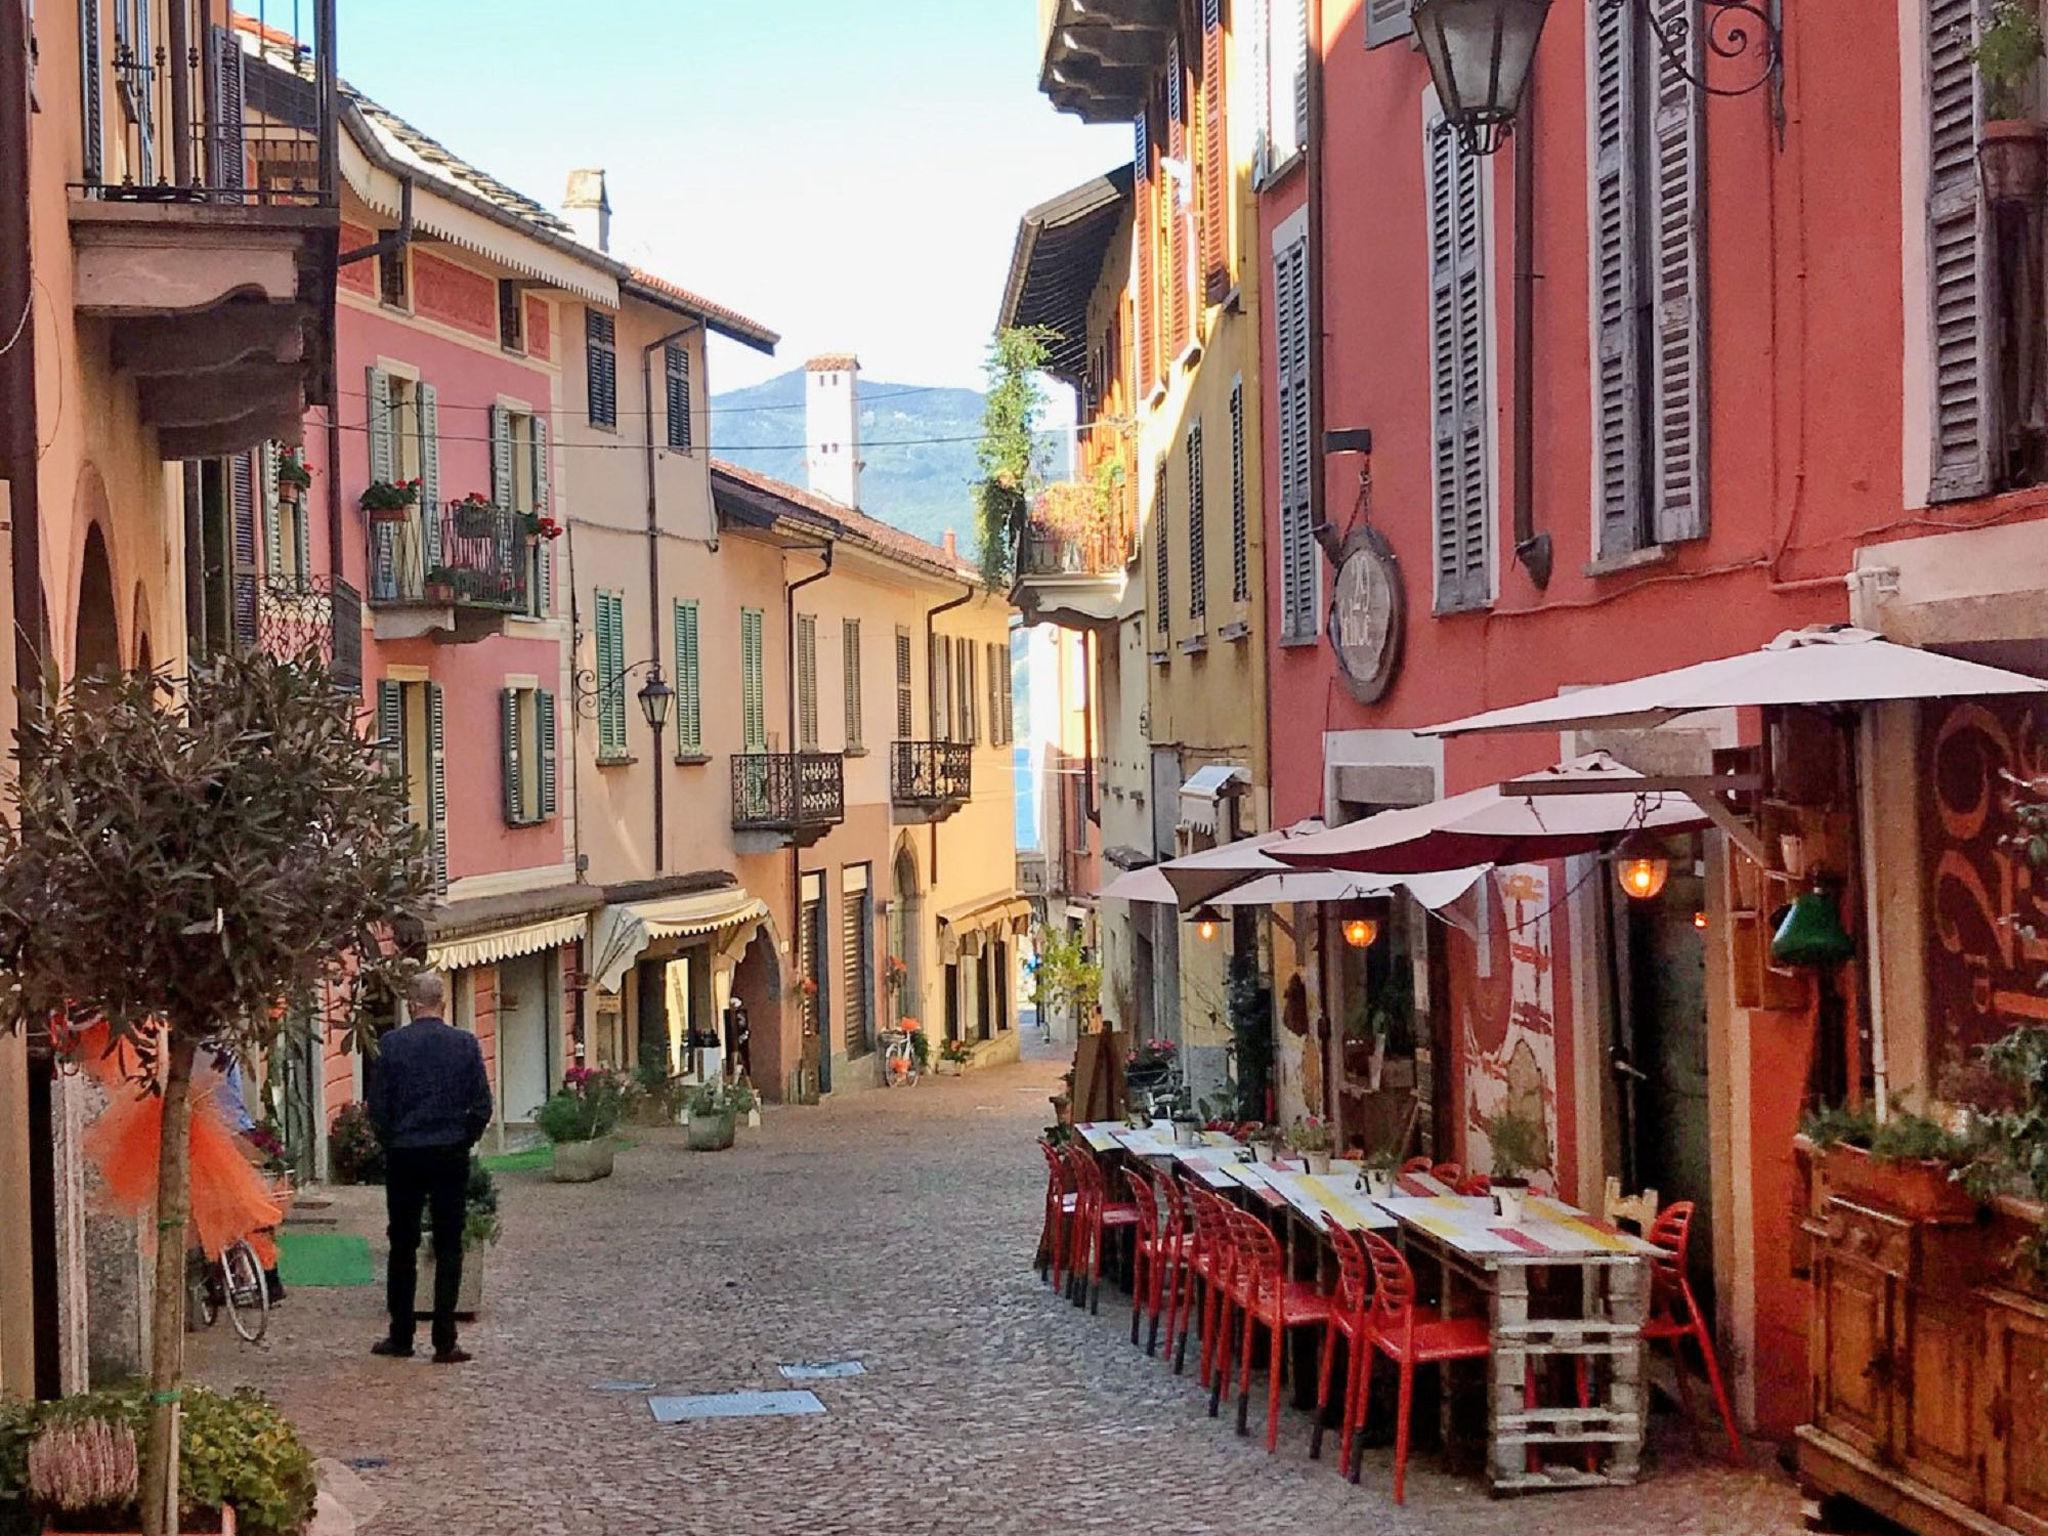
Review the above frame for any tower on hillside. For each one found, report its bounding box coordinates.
[805,353,861,508]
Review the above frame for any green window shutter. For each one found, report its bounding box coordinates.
[842,618,862,749]
[501,687,523,825]
[895,627,913,739]
[1230,379,1249,602]
[537,688,558,818]
[418,381,442,569]
[489,404,513,506]
[261,440,282,576]
[1274,224,1315,637]
[665,343,692,451]
[293,465,313,581]
[533,416,553,616]
[1153,461,1170,646]
[596,590,627,757]
[427,681,448,890]
[376,678,404,779]
[586,309,617,428]
[741,608,766,752]
[673,600,701,754]
[796,614,818,751]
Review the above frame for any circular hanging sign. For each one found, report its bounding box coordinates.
[1326,527,1404,704]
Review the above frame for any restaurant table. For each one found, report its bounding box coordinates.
[1373,1192,1660,1492]
[1258,1168,1397,1232]
[1073,1121,1127,1153]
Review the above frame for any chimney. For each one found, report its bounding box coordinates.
[942,530,959,561]
[804,353,861,508]
[563,168,610,253]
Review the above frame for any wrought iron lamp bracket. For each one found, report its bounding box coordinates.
[1613,0,1782,102]
[571,657,658,720]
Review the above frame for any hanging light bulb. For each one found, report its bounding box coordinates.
[1613,830,1670,901]
[1190,904,1224,942]
[1342,916,1380,949]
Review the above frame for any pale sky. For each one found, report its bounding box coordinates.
[333,0,1126,396]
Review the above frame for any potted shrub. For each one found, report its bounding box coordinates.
[1799,1101,1981,1223]
[1358,1143,1401,1199]
[1172,1106,1202,1148]
[536,1067,623,1181]
[273,454,311,509]
[419,1155,499,1319]
[1977,0,2046,204]
[454,492,497,539]
[1286,1115,1335,1175]
[627,1064,685,1127]
[359,477,419,524]
[325,1101,384,1185]
[937,1038,974,1076]
[684,1081,739,1151]
[1484,1107,1547,1223]
[421,566,457,604]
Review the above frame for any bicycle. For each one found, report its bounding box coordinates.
[189,1238,270,1343]
[879,1023,922,1087]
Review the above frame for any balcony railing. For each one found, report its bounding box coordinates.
[890,740,973,809]
[731,753,845,835]
[368,499,531,613]
[233,572,362,691]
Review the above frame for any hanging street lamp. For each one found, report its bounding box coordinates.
[635,667,674,732]
[1613,829,1671,901]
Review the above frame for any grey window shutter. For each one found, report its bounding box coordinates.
[1291,0,1310,151]
[1590,0,1644,558]
[930,634,950,739]
[366,369,396,602]
[501,687,523,825]
[1186,421,1206,622]
[1428,119,1491,610]
[489,404,512,506]
[985,641,1001,746]
[532,416,553,614]
[1365,0,1412,47]
[208,23,243,199]
[81,0,103,184]
[132,0,154,186]
[1927,0,1989,501]
[1153,462,1170,644]
[1229,379,1249,602]
[895,627,914,739]
[538,689,558,818]
[375,679,403,779]
[230,451,257,646]
[1649,0,1707,544]
[261,440,282,575]
[426,681,447,890]
[418,382,442,569]
[1274,230,1314,638]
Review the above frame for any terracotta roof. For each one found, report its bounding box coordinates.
[625,269,780,352]
[806,353,860,372]
[710,461,984,585]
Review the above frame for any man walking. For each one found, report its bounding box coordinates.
[367,971,492,1364]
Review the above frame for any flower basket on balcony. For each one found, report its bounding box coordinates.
[275,455,312,507]
[361,478,419,522]
[454,493,498,539]
[422,567,456,605]
[1976,2,2047,205]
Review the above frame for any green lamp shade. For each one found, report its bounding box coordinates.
[1771,885,1855,968]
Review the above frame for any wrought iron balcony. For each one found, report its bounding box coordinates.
[890,740,972,823]
[232,572,361,691]
[731,752,845,846]
[1011,480,1135,632]
[367,499,533,640]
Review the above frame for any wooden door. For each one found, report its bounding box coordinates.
[1986,1288,2048,1536]
[1898,1280,1985,1506]
[1810,1242,1895,1461]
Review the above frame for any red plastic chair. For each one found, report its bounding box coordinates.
[1193,1185,1245,1400]
[1643,1202,1743,1462]
[1168,1181,1227,1378]
[1150,1173,1192,1359]
[1352,1232,1493,1502]
[1124,1166,1169,1349]
[1036,1139,1077,1292]
[1066,1144,1139,1315]
[1453,1172,1492,1197]
[1430,1162,1465,1186]
[1399,1156,1433,1175]
[1311,1216,1375,1470]
[1229,1208,1336,1452]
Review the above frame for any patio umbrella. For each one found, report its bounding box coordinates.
[1269,753,1706,875]
[1095,824,1485,910]
[1417,625,2048,738]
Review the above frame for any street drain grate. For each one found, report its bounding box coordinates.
[592,1380,656,1393]
[649,1390,824,1423]
[777,1360,864,1380]
[342,1457,388,1471]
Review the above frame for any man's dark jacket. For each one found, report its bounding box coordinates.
[368,1017,493,1150]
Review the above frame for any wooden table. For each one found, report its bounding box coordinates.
[1374,1193,1659,1493]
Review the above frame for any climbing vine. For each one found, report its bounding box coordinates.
[973,325,1053,588]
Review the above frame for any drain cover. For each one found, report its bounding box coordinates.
[592,1380,656,1392]
[648,1390,824,1423]
[342,1457,388,1471]
[777,1360,864,1380]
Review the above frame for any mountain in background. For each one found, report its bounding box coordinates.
[710,369,987,556]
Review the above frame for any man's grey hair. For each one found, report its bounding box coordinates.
[406,970,447,1016]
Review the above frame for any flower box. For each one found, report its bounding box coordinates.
[1805,1137,1980,1225]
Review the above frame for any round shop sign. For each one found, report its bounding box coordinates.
[1327,526,1404,704]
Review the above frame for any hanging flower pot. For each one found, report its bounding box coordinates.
[1981,120,2048,206]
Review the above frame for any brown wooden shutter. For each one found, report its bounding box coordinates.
[1200,0,1229,298]
[1135,109,1159,397]
[1166,50,1190,356]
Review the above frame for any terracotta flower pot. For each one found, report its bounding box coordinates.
[1981,119,2047,206]
[1815,1140,1978,1224]
[366,504,411,524]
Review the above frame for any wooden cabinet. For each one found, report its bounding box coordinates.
[1985,1289,2048,1536]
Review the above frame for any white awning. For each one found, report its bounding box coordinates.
[1419,626,2048,738]
[589,889,769,994]
[1098,856,1484,912]
[1178,763,1249,833]
[935,893,1032,935]
[428,911,587,974]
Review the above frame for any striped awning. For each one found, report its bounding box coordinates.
[427,912,587,974]
[589,889,769,994]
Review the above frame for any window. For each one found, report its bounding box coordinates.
[796,614,820,751]
[500,685,558,826]
[1273,213,1316,639]
[1230,378,1249,603]
[986,640,1014,747]
[1186,420,1206,624]
[956,636,976,745]
[1153,461,1170,649]
[673,600,702,756]
[498,280,524,352]
[594,589,628,760]
[1589,1,1706,557]
[665,342,692,451]
[365,367,440,603]
[585,308,617,429]
[798,872,827,1044]
[1198,0,1229,294]
[1252,0,1309,182]
[1425,112,1492,612]
[491,404,552,617]
[895,626,914,739]
[842,618,863,751]
[377,679,445,890]
[1926,0,1992,499]
[378,240,409,310]
[262,443,312,583]
[841,864,872,1059]
[1364,0,1412,47]
[741,607,766,752]
[930,635,952,740]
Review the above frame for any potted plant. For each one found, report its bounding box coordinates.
[1798,1101,1982,1223]
[937,1038,974,1075]
[1342,996,1385,1088]
[273,454,311,508]
[421,566,456,604]
[1977,0,2046,204]
[359,477,419,523]
[1359,1143,1401,1199]
[725,1079,759,1134]
[1172,1105,1203,1148]
[536,1066,624,1181]
[684,1081,739,1151]
[1286,1115,1335,1175]
[627,1064,685,1127]
[1484,1107,1547,1223]
[454,491,498,538]
[418,1155,499,1318]
[534,514,563,542]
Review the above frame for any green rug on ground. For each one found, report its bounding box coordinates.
[480,1143,553,1174]
[275,1229,375,1287]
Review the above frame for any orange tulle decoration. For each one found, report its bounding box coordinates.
[69,1019,282,1261]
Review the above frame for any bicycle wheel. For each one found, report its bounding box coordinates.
[220,1241,270,1343]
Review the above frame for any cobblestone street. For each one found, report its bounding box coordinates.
[193,1048,1803,1536]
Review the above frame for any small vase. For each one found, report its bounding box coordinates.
[1364,1168,1395,1199]
[1494,1185,1528,1225]
[1305,1151,1332,1176]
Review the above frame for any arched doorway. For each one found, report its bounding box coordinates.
[888,841,922,1032]
[729,923,781,1097]
[74,523,120,682]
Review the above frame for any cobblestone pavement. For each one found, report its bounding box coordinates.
[193,1046,1803,1535]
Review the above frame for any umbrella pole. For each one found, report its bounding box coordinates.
[1854,710,1892,1123]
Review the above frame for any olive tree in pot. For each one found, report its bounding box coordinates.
[536,1068,625,1182]
[1978,0,2046,205]
[0,651,429,1536]
[1483,1107,1549,1224]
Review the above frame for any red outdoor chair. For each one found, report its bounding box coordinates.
[1453,1172,1492,1197]
[1150,1172,1193,1359]
[1227,1208,1337,1452]
[1352,1232,1494,1502]
[1642,1202,1743,1462]
[1125,1166,1173,1350]
[1399,1156,1433,1175]
[1311,1216,1375,1471]
[1065,1144,1139,1315]
[1191,1185,1245,1398]
[1036,1139,1077,1292]
[1430,1162,1465,1186]
[1168,1181,1228,1379]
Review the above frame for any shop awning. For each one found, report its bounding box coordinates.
[588,887,769,994]
[1271,753,1706,875]
[1157,819,1324,905]
[1418,625,2048,739]
[1178,763,1249,834]
[936,893,1033,936]
[427,911,588,974]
